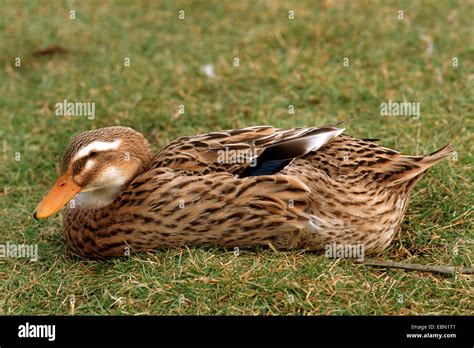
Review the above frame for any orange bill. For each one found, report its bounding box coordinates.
[33,173,81,219]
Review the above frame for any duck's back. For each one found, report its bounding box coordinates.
[146,125,453,253]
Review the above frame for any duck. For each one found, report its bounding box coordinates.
[33,125,454,259]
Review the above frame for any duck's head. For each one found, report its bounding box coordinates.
[33,126,151,219]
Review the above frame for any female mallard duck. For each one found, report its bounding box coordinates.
[34,125,453,259]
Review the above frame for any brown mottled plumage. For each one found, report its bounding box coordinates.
[34,125,454,259]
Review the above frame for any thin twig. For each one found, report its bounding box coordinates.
[356,258,474,275]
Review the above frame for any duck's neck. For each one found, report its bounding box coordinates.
[62,191,150,259]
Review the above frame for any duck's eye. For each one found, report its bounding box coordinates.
[89,151,98,157]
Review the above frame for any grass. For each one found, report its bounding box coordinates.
[0,0,472,315]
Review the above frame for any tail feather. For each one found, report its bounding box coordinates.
[425,143,455,164]
[386,144,454,187]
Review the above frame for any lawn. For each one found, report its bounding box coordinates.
[0,0,472,315]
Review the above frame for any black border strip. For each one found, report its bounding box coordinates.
[0,315,472,346]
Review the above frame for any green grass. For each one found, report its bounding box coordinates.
[0,0,472,315]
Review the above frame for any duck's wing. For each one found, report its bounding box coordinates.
[150,125,344,175]
[122,167,313,249]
